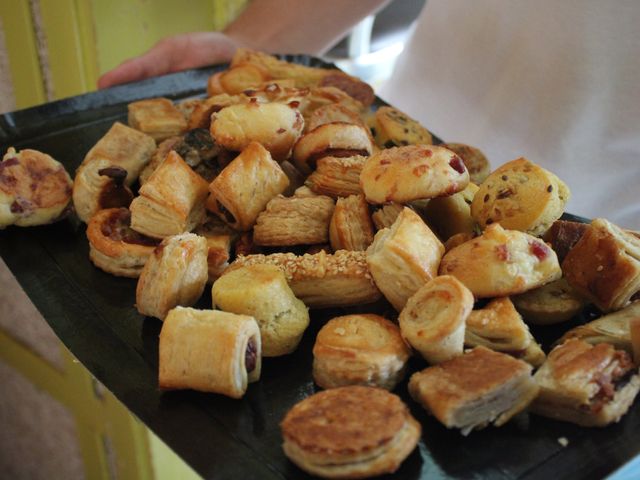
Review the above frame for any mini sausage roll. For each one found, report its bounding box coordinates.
[329,194,374,251]
[360,145,469,204]
[306,103,368,133]
[73,122,156,222]
[87,208,159,278]
[159,307,261,398]
[366,207,445,311]
[210,101,304,160]
[313,314,411,390]
[371,106,433,148]
[128,98,188,142]
[212,264,309,357]
[399,275,473,364]
[511,278,586,325]
[441,142,491,185]
[304,155,366,198]
[135,233,209,320]
[130,151,209,238]
[371,203,404,231]
[253,195,335,246]
[423,182,479,241]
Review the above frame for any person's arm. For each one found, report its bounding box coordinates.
[97,0,390,89]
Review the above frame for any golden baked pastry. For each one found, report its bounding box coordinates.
[562,218,640,312]
[304,155,366,198]
[212,264,309,357]
[399,275,474,364]
[441,142,491,185]
[135,233,209,320]
[187,93,241,130]
[87,208,159,278]
[366,207,445,311]
[511,278,586,325]
[471,157,570,236]
[193,216,234,282]
[409,346,539,435]
[443,232,476,252]
[423,182,479,241]
[218,62,271,94]
[531,339,640,427]
[253,195,335,246]
[360,145,469,204]
[318,73,375,107]
[439,223,562,298]
[127,97,187,142]
[159,307,261,398]
[329,194,375,251]
[371,203,404,231]
[139,136,182,185]
[313,314,410,390]
[306,103,367,133]
[207,141,289,231]
[298,86,365,120]
[281,386,420,478]
[0,147,72,228]
[542,219,589,264]
[371,106,433,148]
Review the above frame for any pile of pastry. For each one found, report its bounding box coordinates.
[3,49,640,479]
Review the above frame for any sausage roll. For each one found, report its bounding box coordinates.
[159,307,261,398]
[208,141,289,231]
[135,233,209,320]
[371,106,433,148]
[511,278,586,325]
[127,97,188,142]
[329,194,375,251]
[366,207,445,311]
[441,142,491,185]
[371,203,404,231]
[304,155,366,198]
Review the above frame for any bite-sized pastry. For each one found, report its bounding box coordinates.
[298,86,365,119]
[366,207,445,311]
[439,223,562,298]
[441,142,491,185]
[304,155,366,198]
[306,103,368,133]
[253,195,335,246]
[0,147,72,228]
[562,218,640,312]
[135,233,209,320]
[399,275,473,364]
[313,314,410,390]
[127,97,188,142]
[318,72,375,107]
[87,208,160,278]
[471,157,570,236]
[130,151,209,238]
[292,122,373,173]
[227,250,382,308]
[409,346,539,435]
[443,232,476,252]
[531,339,640,427]
[159,307,261,398]
[193,216,235,282]
[187,93,241,130]
[139,136,182,185]
[292,185,319,198]
[465,297,545,367]
[73,122,156,222]
[423,182,479,241]
[542,219,589,264]
[207,141,289,231]
[329,194,375,251]
[281,386,420,479]
[210,102,304,160]
[511,278,586,325]
[212,264,309,357]
[360,145,469,204]
[371,106,433,148]
[175,98,203,123]
[371,203,404,231]
[218,62,271,94]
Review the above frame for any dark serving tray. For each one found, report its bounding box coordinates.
[1,56,638,480]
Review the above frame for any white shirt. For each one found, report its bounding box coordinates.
[381,0,640,229]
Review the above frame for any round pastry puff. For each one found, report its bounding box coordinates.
[399,275,474,364]
[87,208,159,278]
[312,314,411,390]
[0,147,72,228]
[439,223,562,298]
[471,157,570,236]
[280,386,421,479]
[359,145,469,205]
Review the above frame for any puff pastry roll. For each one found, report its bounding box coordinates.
[399,275,473,364]
[208,141,289,231]
[409,347,539,435]
[531,339,640,427]
[562,218,640,312]
[371,203,404,231]
[439,223,562,298]
[159,307,261,398]
[135,233,209,320]
[366,207,445,311]
[511,278,585,325]
[73,122,155,222]
[313,314,410,391]
[128,98,188,142]
[329,194,374,251]
[253,195,335,246]
[212,264,309,356]
[87,208,159,278]
[304,155,366,198]
[227,250,382,308]
[465,297,545,367]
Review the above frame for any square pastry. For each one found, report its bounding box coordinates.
[128,97,187,142]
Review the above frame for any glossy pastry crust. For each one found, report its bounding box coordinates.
[135,233,209,320]
[305,155,366,198]
[281,386,420,479]
[313,314,410,390]
[329,194,375,251]
[127,97,188,142]
[159,307,261,398]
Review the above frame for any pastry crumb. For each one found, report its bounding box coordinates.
[557,437,569,447]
